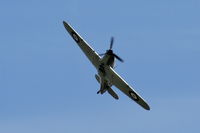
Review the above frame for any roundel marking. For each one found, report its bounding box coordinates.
[71,32,80,43]
[129,91,139,101]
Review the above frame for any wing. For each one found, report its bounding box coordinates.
[105,66,150,110]
[63,21,101,69]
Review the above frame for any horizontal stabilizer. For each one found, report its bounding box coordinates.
[107,87,119,100]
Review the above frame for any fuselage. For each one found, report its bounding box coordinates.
[97,53,115,94]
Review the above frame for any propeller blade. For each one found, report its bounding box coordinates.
[110,37,114,50]
[114,54,124,62]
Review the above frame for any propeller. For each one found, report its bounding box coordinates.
[99,37,124,62]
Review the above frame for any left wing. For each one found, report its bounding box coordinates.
[63,21,101,69]
[105,66,150,110]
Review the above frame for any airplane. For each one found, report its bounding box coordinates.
[63,21,150,110]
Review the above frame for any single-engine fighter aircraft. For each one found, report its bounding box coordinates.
[63,21,150,110]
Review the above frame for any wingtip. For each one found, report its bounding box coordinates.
[146,106,150,111]
[145,104,150,111]
[63,20,67,25]
[140,101,150,110]
[63,21,69,31]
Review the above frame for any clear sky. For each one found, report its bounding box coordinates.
[0,0,200,133]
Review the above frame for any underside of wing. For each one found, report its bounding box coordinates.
[63,21,101,69]
[105,66,150,110]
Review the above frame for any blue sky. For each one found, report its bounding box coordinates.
[0,0,200,132]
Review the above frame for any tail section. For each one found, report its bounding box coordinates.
[95,74,119,100]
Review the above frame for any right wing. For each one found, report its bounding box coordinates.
[63,21,101,69]
[105,66,150,110]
